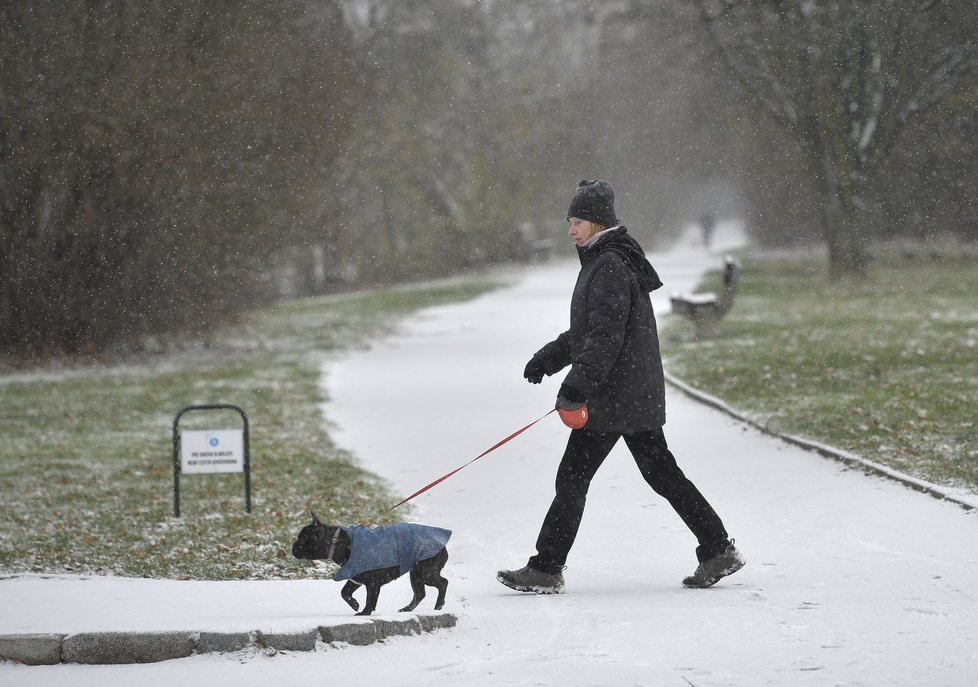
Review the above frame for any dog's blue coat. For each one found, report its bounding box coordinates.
[333,524,452,581]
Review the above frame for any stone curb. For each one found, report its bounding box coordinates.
[0,613,456,666]
[62,631,195,665]
[663,371,977,512]
[0,635,64,667]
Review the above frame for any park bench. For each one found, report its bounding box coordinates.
[670,255,741,339]
[517,223,553,262]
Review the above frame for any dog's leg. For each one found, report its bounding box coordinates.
[411,548,449,611]
[357,583,381,616]
[433,574,449,610]
[340,581,361,612]
[399,570,426,612]
[432,548,449,610]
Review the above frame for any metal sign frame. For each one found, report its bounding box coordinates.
[172,404,251,517]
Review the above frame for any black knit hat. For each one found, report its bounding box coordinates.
[566,179,616,227]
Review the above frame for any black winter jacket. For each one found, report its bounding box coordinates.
[533,227,666,433]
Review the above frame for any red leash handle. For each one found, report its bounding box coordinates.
[363,408,556,524]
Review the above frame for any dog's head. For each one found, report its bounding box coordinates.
[291,513,343,562]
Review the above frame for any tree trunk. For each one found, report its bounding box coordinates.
[823,200,872,279]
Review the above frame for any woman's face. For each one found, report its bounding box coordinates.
[568,217,599,247]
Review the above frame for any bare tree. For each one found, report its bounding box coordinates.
[330,0,602,283]
[698,0,976,275]
[694,0,977,276]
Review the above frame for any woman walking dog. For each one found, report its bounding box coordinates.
[497,179,745,593]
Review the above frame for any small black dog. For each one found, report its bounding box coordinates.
[292,514,451,616]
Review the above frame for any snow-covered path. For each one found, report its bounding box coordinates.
[5,223,978,686]
[318,225,978,686]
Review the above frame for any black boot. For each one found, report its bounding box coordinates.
[496,565,565,594]
[683,541,745,588]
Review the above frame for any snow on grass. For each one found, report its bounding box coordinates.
[664,248,978,494]
[0,279,504,580]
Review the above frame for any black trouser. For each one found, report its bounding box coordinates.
[528,427,729,574]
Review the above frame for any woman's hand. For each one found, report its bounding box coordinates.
[556,383,586,410]
[524,357,547,384]
[556,384,588,429]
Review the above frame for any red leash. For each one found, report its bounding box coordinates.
[364,408,556,524]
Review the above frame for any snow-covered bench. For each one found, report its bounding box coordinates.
[670,256,741,339]
[517,223,553,262]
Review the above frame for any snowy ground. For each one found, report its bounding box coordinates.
[4,222,978,686]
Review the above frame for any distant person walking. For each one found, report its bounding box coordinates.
[497,179,744,594]
[700,212,716,248]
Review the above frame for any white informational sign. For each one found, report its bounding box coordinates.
[180,429,245,474]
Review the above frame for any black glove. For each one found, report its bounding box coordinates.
[556,383,586,410]
[523,356,547,384]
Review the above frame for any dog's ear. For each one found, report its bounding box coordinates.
[311,512,321,526]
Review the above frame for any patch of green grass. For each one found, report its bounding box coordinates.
[0,277,503,580]
[663,249,978,492]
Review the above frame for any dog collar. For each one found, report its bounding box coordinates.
[326,528,342,560]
